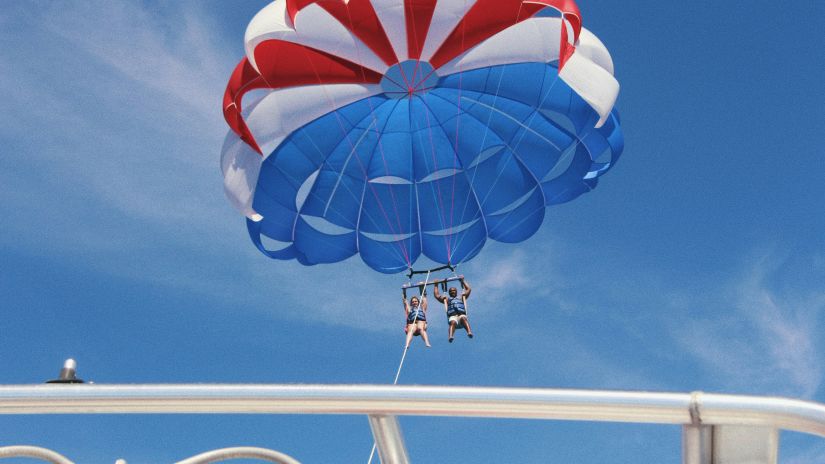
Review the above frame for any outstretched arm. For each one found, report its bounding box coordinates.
[402,289,410,316]
[421,296,428,311]
[461,278,471,298]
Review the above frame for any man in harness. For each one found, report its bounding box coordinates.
[434,277,474,343]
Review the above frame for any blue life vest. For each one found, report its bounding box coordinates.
[408,305,426,322]
[447,296,466,316]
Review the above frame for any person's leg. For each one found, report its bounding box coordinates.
[418,322,431,347]
[405,324,415,348]
[461,316,473,338]
[448,320,457,342]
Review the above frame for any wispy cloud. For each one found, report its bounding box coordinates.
[0,1,240,251]
[43,1,229,120]
[468,240,825,395]
[461,240,580,314]
[454,239,669,390]
[466,248,533,307]
[671,252,825,398]
[0,1,317,320]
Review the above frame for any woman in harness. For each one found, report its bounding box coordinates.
[434,277,474,343]
[403,291,431,348]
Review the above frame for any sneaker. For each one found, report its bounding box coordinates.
[448,337,454,343]
[468,333,474,339]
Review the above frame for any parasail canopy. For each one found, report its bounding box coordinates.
[221,0,624,274]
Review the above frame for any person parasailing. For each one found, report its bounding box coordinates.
[434,277,474,343]
[403,286,431,348]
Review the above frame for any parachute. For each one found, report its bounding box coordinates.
[221,0,624,274]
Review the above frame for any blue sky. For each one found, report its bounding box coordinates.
[1,0,824,462]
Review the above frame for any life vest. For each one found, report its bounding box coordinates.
[408,305,426,322]
[447,296,466,316]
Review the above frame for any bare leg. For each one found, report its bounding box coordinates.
[418,322,431,347]
[448,321,457,342]
[405,324,415,348]
[461,316,473,338]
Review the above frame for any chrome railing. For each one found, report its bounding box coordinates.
[1,382,825,464]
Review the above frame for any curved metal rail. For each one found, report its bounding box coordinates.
[0,445,302,464]
[1,384,824,464]
[0,445,74,464]
[174,446,302,464]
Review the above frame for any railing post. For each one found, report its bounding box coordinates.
[684,392,712,464]
[368,415,410,464]
[682,425,712,464]
[712,425,778,464]
[683,391,779,464]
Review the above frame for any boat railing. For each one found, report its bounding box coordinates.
[2,382,825,464]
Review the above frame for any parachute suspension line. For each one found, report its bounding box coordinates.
[343,3,415,269]
[510,68,563,153]
[501,31,593,208]
[446,101,459,263]
[445,53,510,259]
[422,91,487,267]
[502,30,567,192]
[420,101,453,260]
[453,9,573,258]
[482,80,567,242]
[362,102,413,266]
[404,0,429,266]
[326,104,410,267]
[447,0,472,265]
[409,99,450,261]
[486,80,577,239]
[251,29,380,256]
[440,0,483,264]
[322,119,376,217]
[405,0,455,265]
[273,100,387,261]
[294,35,411,269]
[467,65,508,203]
[448,1,552,259]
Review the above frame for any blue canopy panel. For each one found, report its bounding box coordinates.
[247,62,624,273]
[438,62,623,207]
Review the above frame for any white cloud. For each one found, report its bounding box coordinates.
[41,1,230,121]
[0,1,241,250]
[459,240,580,315]
[466,249,532,306]
[672,253,825,398]
[0,1,319,321]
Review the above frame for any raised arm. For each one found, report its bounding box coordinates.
[402,289,410,315]
[433,281,446,303]
[421,295,428,311]
[461,277,471,298]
